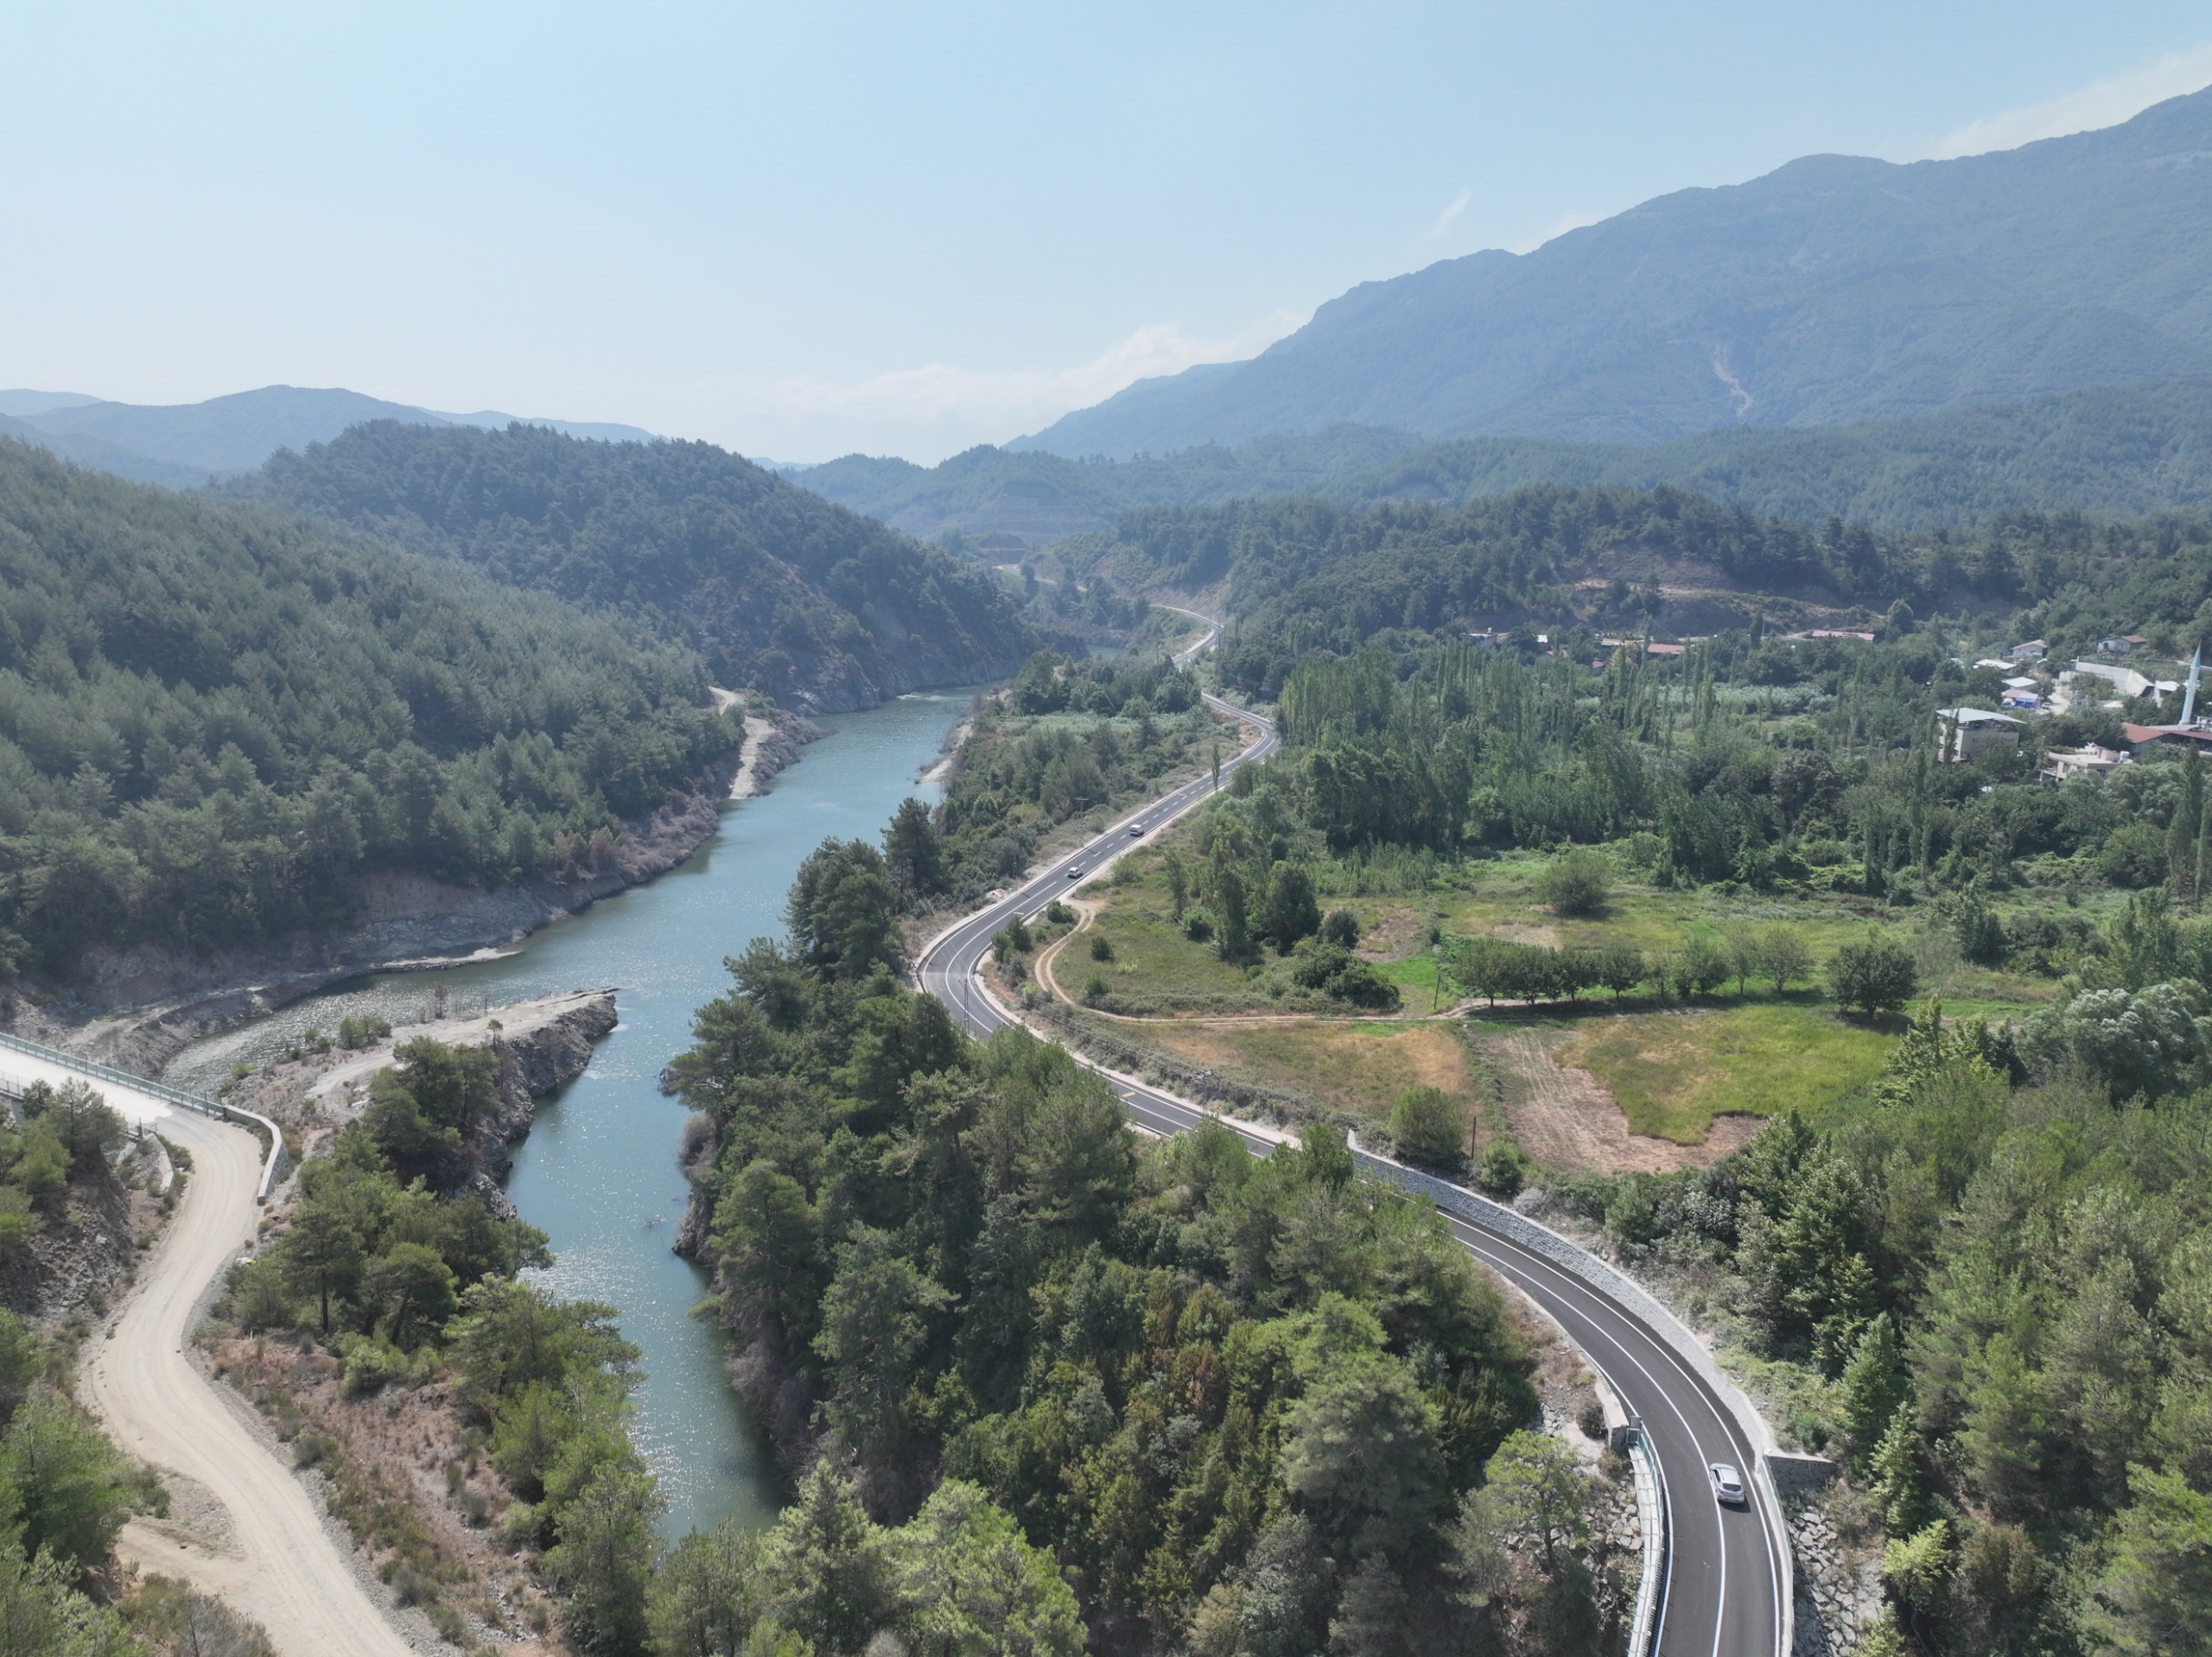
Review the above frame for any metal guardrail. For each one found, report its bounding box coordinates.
[1624,1419,1668,1657]
[1354,1146,1794,1657]
[0,1027,287,1203]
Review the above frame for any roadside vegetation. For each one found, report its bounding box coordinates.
[0,1078,291,1654]
[893,650,1230,905]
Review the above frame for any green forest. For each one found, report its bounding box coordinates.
[921,652,1217,900]
[658,829,1648,1657]
[231,422,1038,711]
[1052,485,2212,703]
[995,588,2212,1651]
[0,440,737,979]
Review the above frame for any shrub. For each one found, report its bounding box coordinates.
[1320,908,1360,949]
[1089,935,1114,962]
[336,1014,392,1051]
[294,1431,340,1470]
[1083,974,1111,1006]
[1291,943,1402,1010]
[2099,821,2169,888]
[1536,849,1611,917]
[1387,1088,1469,1168]
[1183,914,1213,943]
[1828,933,1918,1016]
[1474,1141,1528,1197]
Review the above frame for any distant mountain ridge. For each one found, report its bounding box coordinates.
[1017,86,2212,460]
[791,380,2212,543]
[0,384,657,483]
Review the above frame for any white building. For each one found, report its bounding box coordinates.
[1937,707,2025,762]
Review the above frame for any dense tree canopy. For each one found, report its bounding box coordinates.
[232,422,1037,710]
[668,816,1545,1654]
[0,440,737,979]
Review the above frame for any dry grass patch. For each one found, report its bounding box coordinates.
[1141,1019,1476,1123]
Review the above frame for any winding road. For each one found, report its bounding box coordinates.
[0,1045,420,1657]
[912,615,1789,1657]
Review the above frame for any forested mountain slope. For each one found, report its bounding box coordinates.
[1058,483,2204,696]
[0,438,734,980]
[1020,86,2212,458]
[797,382,2212,543]
[232,421,1039,711]
[792,427,1425,545]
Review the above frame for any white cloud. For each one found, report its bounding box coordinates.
[1416,187,1472,247]
[1913,44,2212,162]
[709,309,1306,446]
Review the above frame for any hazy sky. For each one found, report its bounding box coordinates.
[6,3,2212,463]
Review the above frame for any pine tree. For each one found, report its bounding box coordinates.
[2171,748,2204,898]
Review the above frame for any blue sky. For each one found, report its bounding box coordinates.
[5,3,2212,462]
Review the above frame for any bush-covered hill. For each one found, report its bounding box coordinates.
[0,439,734,979]
[792,427,1425,546]
[232,422,1039,712]
[1329,380,2212,535]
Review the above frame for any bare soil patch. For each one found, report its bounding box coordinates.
[1484,1026,1757,1175]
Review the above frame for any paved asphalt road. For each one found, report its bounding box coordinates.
[912,620,1787,1657]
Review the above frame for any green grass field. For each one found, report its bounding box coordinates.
[1552,1000,1896,1141]
[1072,826,2075,1158]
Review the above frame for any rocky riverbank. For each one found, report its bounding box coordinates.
[225,987,620,1214]
[9,710,811,1078]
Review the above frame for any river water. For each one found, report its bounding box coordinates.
[162,690,975,1539]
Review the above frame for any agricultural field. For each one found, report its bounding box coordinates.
[1057,823,2076,1169]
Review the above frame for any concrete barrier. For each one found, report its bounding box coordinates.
[0,1028,286,1203]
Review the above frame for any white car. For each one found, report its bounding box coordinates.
[1709,1463,1745,1507]
[1065,867,1083,879]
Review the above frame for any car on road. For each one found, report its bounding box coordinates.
[1065,867,1083,879]
[1709,1463,1745,1506]
[1128,824,1143,836]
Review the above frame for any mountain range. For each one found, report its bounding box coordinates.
[0,384,653,486]
[1014,86,2212,461]
[793,379,2212,543]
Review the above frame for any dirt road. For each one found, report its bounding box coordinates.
[81,1106,416,1657]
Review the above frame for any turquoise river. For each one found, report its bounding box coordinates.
[163,690,976,1539]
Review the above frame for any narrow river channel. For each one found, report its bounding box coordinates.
[162,690,976,1539]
